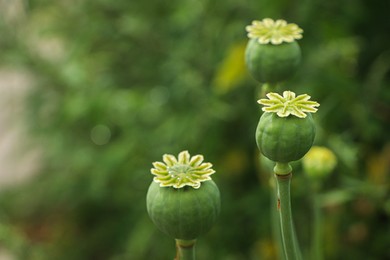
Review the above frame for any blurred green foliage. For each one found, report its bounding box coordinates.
[0,0,389,259]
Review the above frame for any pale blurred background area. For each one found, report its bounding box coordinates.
[0,68,40,188]
[0,67,42,260]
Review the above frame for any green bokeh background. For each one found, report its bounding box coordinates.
[0,0,389,259]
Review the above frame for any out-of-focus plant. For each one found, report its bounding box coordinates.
[303,146,337,260]
[245,19,302,85]
[245,18,303,97]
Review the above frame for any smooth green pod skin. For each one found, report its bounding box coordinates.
[245,39,301,83]
[256,112,315,163]
[146,180,220,240]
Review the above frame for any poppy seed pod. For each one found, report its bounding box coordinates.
[146,151,220,240]
[245,40,301,83]
[255,91,320,163]
[245,18,303,83]
[256,112,315,163]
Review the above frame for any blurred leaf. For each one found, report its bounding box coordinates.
[366,143,390,185]
[213,42,247,94]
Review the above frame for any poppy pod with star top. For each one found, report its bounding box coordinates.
[255,91,320,163]
[245,18,303,84]
[146,151,221,240]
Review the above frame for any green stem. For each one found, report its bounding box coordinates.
[260,83,280,98]
[311,183,323,260]
[175,239,196,260]
[270,176,286,260]
[275,171,301,260]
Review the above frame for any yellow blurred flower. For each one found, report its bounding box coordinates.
[303,146,337,179]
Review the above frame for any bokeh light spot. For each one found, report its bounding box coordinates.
[91,124,111,145]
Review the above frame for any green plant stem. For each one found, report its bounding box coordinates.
[311,183,323,260]
[260,83,280,97]
[175,239,196,260]
[270,176,286,260]
[275,172,301,260]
